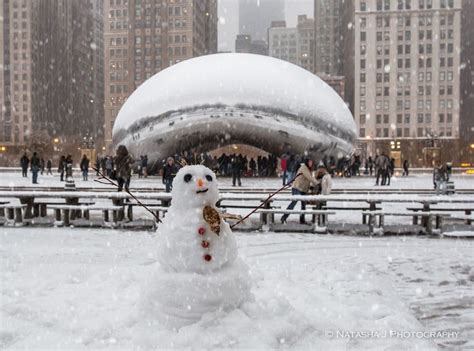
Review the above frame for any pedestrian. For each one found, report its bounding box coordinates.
[281,158,318,224]
[65,155,73,181]
[80,154,90,181]
[58,155,66,181]
[280,153,288,185]
[20,152,29,177]
[375,153,386,186]
[105,156,114,178]
[433,162,449,195]
[231,154,243,186]
[402,159,409,176]
[368,156,374,176]
[30,152,40,184]
[314,164,332,195]
[142,154,148,178]
[138,156,144,178]
[114,145,134,192]
[46,159,52,175]
[40,158,45,175]
[162,157,178,192]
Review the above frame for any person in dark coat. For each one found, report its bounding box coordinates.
[30,152,40,184]
[114,145,134,192]
[80,155,90,181]
[142,155,148,178]
[65,155,73,181]
[231,154,243,186]
[20,153,29,177]
[46,159,52,175]
[162,157,178,192]
[58,155,66,181]
[402,160,409,176]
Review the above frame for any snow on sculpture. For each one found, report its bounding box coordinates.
[112,53,357,165]
[142,165,251,328]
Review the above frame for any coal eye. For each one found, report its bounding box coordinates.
[205,175,213,182]
[184,174,192,183]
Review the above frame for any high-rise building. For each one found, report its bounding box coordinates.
[460,0,474,163]
[314,0,345,75]
[268,16,315,73]
[296,15,314,72]
[239,0,284,43]
[268,21,299,65]
[235,34,268,55]
[0,0,104,155]
[354,0,462,166]
[103,0,218,148]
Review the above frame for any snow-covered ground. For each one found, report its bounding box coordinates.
[1,228,473,350]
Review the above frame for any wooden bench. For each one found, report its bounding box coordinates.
[447,214,474,225]
[322,205,382,224]
[49,205,123,226]
[123,203,168,221]
[33,200,95,217]
[362,211,451,235]
[257,209,335,227]
[407,207,473,225]
[0,204,27,224]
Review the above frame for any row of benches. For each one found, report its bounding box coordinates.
[1,200,473,235]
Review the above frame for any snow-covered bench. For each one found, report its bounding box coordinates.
[49,204,123,226]
[0,203,27,225]
[123,202,168,221]
[33,199,95,218]
[447,214,474,225]
[362,210,451,235]
[257,209,335,227]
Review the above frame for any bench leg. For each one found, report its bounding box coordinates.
[426,215,433,235]
[127,205,133,221]
[63,209,70,226]
[33,204,40,217]
[413,215,418,225]
[14,208,23,223]
[362,213,366,225]
[112,210,118,224]
[103,210,109,222]
[7,208,14,220]
[40,204,47,217]
[466,210,472,225]
[0,208,4,217]
[55,209,62,221]
[379,214,384,228]
[84,210,90,220]
[368,214,375,234]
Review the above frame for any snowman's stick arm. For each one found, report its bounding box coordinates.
[230,173,302,229]
[92,167,162,223]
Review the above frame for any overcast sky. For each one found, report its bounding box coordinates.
[218,0,313,52]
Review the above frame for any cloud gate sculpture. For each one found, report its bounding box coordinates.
[112,53,357,164]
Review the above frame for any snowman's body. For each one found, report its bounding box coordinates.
[145,165,250,328]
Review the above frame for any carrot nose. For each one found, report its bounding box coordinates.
[197,178,204,187]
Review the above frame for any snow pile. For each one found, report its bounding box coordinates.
[141,165,251,328]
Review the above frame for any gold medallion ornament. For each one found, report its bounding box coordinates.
[203,206,221,235]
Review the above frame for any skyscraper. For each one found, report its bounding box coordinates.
[0,0,103,155]
[313,0,345,75]
[239,0,285,43]
[353,0,462,166]
[103,0,218,148]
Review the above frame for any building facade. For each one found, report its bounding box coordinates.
[239,0,284,43]
[354,0,462,166]
[235,34,268,55]
[104,0,218,149]
[268,16,315,71]
[0,0,104,159]
[314,0,345,75]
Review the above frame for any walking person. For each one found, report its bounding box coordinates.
[114,145,134,192]
[20,153,29,177]
[80,155,90,181]
[58,155,66,181]
[368,156,374,176]
[46,159,52,175]
[30,152,40,184]
[231,154,243,186]
[402,159,409,176]
[162,157,178,192]
[281,158,319,224]
[65,155,73,181]
[142,155,148,178]
[280,153,288,185]
[40,158,45,175]
[105,156,114,178]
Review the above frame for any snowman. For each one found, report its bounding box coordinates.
[143,165,251,328]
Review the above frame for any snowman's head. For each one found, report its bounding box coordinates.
[171,165,219,209]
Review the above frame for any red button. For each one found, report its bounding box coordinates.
[201,240,210,248]
[203,254,212,261]
[198,227,206,235]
